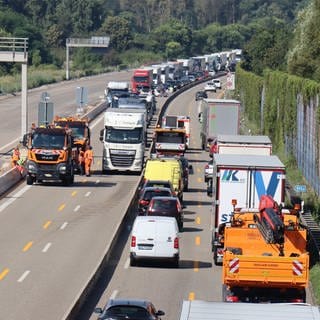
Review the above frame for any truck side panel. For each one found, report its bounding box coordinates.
[208,105,239,138]
[214,168,285,226]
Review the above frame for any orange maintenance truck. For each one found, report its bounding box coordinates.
[22,125,76,185]
[222,195,309,303]
[53,116,90,172]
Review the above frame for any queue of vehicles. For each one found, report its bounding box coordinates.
[14,49,318,319]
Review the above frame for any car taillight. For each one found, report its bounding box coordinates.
[290,298,304,303]
[174,237,179,249]
[139,199,149,206]
[205,164,209,169]
[226,295,239,302]
[131,236,136,247]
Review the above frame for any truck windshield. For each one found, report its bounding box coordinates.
[32,133,65,149]
[133,76,148,83]
[105,127,143,144]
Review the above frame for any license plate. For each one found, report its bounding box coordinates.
[44,173,52,177]
[138,245,153,250]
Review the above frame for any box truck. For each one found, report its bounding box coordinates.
[210,134,272,155]
[211,154,286,265]
[198,99,240,150]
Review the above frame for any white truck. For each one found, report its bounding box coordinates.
[179,300,320,320]
[104,81,130,106]
[198,99,240,150]
[205,134,273,184]
[99,108,146,173]
[210,154,286,265]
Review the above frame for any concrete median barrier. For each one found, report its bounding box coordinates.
[0,167,24,196]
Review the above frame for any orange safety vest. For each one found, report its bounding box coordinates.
[12,149,20,161]
[84,149,93,161]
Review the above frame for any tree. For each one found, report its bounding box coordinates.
[99,16,132,51]
[151,19,192,56]
[287,0,320,81]
[166,41,183,60]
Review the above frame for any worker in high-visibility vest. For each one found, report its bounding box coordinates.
[11,146,20,167]
[84,145,94,177]
[78,148,85,175]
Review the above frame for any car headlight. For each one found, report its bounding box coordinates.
[27,161,37,172]
[59,165,67,174]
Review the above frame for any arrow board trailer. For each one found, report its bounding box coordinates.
[179,300,320,320]
[211,154,285,265]
[100,108,146,173]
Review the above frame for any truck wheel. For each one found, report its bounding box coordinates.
[26,175,34,185]
[222,284,228,302]
[213,248,222,266]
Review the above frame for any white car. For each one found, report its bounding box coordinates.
[213,79,222,89]
[130,216,180,267]
[204,81,216,92]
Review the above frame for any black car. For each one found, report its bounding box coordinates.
[146,196,184,231]
[195,90,208,101]
[94,298,165,320]
[137,186,174,215]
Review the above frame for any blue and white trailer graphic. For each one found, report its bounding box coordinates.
[211,154,285,265]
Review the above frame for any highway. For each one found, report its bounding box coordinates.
[79,83,224,320]
[0,73,312,320]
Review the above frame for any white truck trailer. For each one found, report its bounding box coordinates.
[205,134,273,188]
[198,99,240,150]
[179,300,320,320]
[210,134,272,155]
[99,108,146,173]
[211,154,286,265]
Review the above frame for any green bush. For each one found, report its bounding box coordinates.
[310,264,320,304]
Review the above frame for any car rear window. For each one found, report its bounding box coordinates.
[147,182,171,189]
[152,199,177,211]
[106,306,149,319]
[144,190,171,200]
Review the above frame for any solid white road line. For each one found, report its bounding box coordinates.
[0,185,31,212]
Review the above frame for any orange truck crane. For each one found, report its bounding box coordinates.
[53,116,90,172]
[22,125,76,185]
[222,195,309,303]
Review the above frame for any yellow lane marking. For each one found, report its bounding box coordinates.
[0,268,9,280]
[188,292,195,301]
[23,241,33,252]
[58,204,66,212]
[71,191,77,197]
[43,220,52,229]
[195,236,201,246]
[196,216,201,225]
[197,177,202,183]
[196,168,200,173]
[194,261,199,272]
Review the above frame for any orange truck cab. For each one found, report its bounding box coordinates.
[22,125,75,185]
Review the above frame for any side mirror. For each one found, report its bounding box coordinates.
[99,129,104,142]
[22,133,29,147]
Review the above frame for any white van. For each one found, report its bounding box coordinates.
[130,216,180,267]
